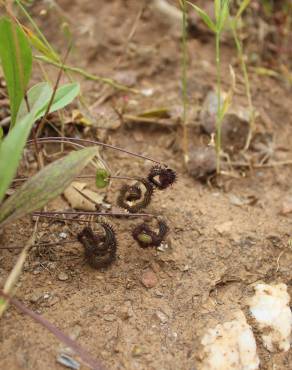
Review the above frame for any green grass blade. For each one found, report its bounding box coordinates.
[0,147,98,226]
[0,112,36,203]
[217,0,230,32]
[187,2,217,33]
[236,0,251,18]
[0,17,32,127]
[214,0,221,22]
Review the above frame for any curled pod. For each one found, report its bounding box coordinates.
[124,185,142,202]
[117,178,153,213]
[132,220,168,248]
[147,165,176,190]
[77,223,117,269]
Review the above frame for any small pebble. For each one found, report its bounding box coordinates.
[157,242,169,252]
[59,232,67,239]
[154,310,168,324]
[58,272,69,281]
[57,353,80,370]
[119,305,133,320]
[132,345,143,357]
[154,290,164,297]
[215,221,233,235]
[141,269,158,289]
[103,314,116,322]
[187,146,217,181]
[280,196,292,215]
[29,293,42,303]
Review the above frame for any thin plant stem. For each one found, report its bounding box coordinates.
[231,22,255,150]
[181,0,189,163]
[35,55,140,94]
[15,0,60,62]
[33,211,152,218]
[0,240,76,250]
[13,175,138,184]
[27,137,163,165]
[35,43,72,138]
[215,31,222,173]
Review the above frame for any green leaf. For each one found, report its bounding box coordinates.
[187,2,217,33]
[0,146,98,226]
[95,168,110,189]
[217,0,230,32]
[45,83,80,115]
[0,17,32,127]
[0,127,3,141]
[0,81,80,204]
[16,82,53,122]
[214,0,221,22]
[236,0,251,18]
[0,112,36,203]
[17,82,80,123]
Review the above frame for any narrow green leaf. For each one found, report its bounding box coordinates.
[16,82,53,122]
[17,82,80,123]
[0,147,98,226]
[236,0,251,18]
[44,83,80,115]
[0,112,36,203]
[95,168,110,189]
[0,17,32,127]
[187,2,217,33]
[214,0,221,21]
[217,0,230,32]
[0,127,3,141]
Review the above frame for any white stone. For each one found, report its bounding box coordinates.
[248,283,292,352]
[199,311,259,370]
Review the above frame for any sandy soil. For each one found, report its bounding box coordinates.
[0,1,292,369]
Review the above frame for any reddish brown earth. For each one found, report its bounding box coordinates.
[0,1,292,369]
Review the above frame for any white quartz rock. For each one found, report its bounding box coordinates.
[248,283,292,352]
[199,311,259,370]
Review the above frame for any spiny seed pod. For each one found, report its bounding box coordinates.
[147,166,176,190]
[117,178,153,213]
[77,222,117,269]
[124,185,142,202]
[132,220,168,248]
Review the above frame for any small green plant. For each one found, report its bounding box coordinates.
[0,16,85,219]
[187,0,231,172]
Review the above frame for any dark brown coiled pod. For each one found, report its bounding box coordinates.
[132,220,168,248]
[77,223,117,269]
[117,178,153,213]
[147,166,176,190]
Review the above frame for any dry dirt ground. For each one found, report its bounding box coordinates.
[1,1,292,369]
